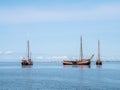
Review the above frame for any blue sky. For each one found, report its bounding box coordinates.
[0,0,120,62]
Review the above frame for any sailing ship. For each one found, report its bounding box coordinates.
[96,40,102,65]
[21,40,33,65]
[63,36,94,65]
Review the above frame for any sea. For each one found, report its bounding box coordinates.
[0,61,120,90]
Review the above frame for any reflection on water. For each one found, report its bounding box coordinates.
[63,65,90,68]
[21,65,33,68]
[77,65,90,68]
[21,66,33,90]
[96,65,102,69]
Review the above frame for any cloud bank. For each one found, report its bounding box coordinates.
[36,55,68,60]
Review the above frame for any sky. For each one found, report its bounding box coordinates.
[0,0,120,62]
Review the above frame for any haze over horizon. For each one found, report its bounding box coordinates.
[0,0,120,62]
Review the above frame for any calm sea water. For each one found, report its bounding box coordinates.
[0,61,120,90]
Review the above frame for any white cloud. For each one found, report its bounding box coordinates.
[0,4,120,23]
[0,51,14,55]
[72,56,79,60]
[4,51,14,55]
[61,56,68,60]
[51,56,68,60]
[36,55,68,60]
[36,56,44,60]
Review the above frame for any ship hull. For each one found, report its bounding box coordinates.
[96,60,102,65]
[63,61,76,65]
[21,59,33,65]
[63,59,91,65]
[76,59,91,65]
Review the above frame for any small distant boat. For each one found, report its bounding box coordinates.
[96,40,102,65]
[21,40,33,65]
[63,36,94,65]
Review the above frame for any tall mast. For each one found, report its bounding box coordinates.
[27,40,30,60]
[80,36,83,61]
[98,40,100,61]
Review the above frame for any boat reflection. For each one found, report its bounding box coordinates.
[21,65,33,68]
[63,65,90,68]
[96,65,102,69]
[77,65,90,68]
[21,65,33,90]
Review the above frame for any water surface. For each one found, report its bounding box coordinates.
[0,62,120,90]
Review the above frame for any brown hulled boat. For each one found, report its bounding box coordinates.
[21,40,33,65]
[63,36,94,65]
[96,40,102,65]
[63,55,94,65]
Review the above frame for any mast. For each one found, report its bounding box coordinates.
[80,36,83,61]
[96,40,102,65]
[27,40,30,60]
[98,40,100,61]
[30,52,31,59]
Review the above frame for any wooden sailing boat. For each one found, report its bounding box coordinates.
[21,40,33,65]
[96,40,102,65]
[76,36,94,65]
[63,36,94,65]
